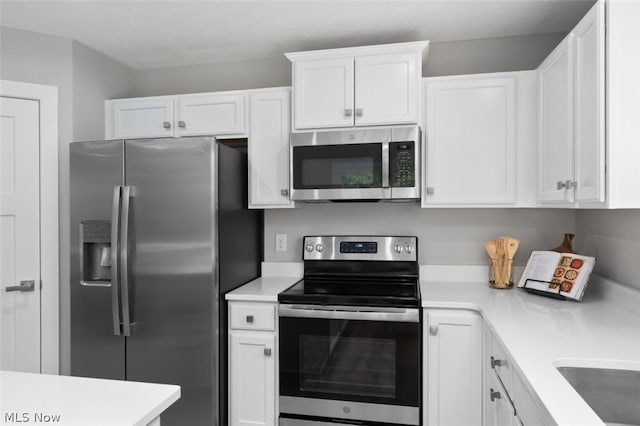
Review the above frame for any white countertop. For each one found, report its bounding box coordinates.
[225,262,302,302]
[0,371,180,426]
[420,273,640,426]
[225,276,300,302]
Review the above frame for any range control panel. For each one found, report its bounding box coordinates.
[303,236,417,261]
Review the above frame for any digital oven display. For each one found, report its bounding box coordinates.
[339,241,378,254]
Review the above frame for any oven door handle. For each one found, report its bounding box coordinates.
[278,304,419,323]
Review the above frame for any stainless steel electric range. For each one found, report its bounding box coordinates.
[278,236,421,426]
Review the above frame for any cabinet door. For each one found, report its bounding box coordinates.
[229,332,276,426]
[292,57,354,130]
[176,92,246,136]
[486,370,519,426]
[424,310,482,426]
[573,2,605,203]
[354,52,419,126]
[537,35,575,204]
[107,98,174,139]
[248,88,294,209]
[423,75,517,205]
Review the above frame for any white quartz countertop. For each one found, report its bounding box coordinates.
[420,275,640,426]
[225,262,302,302]
[0,371,180,426]
[225,276,300,302]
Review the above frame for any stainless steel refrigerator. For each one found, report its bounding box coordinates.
[70,137,262,426]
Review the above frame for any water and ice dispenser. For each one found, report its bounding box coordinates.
[80,220,112,286]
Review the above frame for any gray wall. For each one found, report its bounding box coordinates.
[265,204,576,266]
[132,33,564,97]
[575,210,640,291]
[424,33,565,76]
[1,27,135,375]
[133,56,291,97]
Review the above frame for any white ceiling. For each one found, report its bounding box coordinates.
[0,0,595,70]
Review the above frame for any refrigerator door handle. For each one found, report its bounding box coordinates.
[120,185,133,337]
[111,186,122,336]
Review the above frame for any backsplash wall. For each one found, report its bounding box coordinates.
[575,210,640,291]
[265,204,576,266]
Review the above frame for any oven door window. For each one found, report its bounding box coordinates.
[292,143,382,189]
[279,316,420,406]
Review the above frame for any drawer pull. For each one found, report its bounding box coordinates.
[490,356,503,369]
[490,388,501,402]
[246,315,254,323]
[264,348,272,357]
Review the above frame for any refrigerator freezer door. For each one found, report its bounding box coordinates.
[70,140,125,380]
[124,137,216,426]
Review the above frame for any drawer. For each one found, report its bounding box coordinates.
[489,337,513,398]
[229,302,276,331]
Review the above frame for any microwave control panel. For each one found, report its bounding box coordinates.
[390,141,415,187]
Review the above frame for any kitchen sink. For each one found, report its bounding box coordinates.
[557,366,640,426]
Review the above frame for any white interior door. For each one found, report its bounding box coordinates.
[0,96,41,372]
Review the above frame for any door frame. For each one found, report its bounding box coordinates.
[1,80,59,374]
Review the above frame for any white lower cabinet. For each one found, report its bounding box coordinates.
[484,327,553,426]
[424,309,482,426]
[229,301,277,426]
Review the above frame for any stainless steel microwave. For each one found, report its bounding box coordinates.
[290,125,420,201]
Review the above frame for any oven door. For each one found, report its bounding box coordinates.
[278,305,421,425]
[290,142,389,201]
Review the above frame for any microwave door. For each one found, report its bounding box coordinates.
[291,142,389,201]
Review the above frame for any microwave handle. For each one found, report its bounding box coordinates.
[382,142,389,188]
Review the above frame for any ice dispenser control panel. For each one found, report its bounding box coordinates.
[81,220,111,284]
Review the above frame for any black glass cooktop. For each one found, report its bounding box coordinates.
[278,275,421,308]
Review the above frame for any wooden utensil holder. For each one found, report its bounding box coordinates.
[489,258,514,289]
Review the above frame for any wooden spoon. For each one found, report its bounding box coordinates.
[504,237,520,284]
[484,240,497,260]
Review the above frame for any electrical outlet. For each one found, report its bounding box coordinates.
[275,234,287,252]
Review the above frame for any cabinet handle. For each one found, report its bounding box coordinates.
[280,189,289,197]
[178,121,186,128]
[246,315,254,323]
[163,121,171,129]
[557,180,567,190]
[264,348,272,357]
[355,108,363,117]
[490,388,501,402]
[566,179,577,189]
[426,187,435,196]
[490,356,503,369]
[429,325,438,336]
[344,109,353,117]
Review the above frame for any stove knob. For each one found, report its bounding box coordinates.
[305,244,315,252]
[394,244,403,253]
[315,243,325,253]
[405,244,414,254]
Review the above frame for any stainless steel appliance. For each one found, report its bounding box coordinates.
[70,137,262,426]
[290,126,420,202]
[278,236,421,425]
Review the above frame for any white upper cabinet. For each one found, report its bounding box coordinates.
[537,1,640,208]
[354,52,420,126]
[248,87,295,209]
[573,2,605,204]
[286,41,428,131]
[106,97,175,139]
[175,91,247,137]
[537,34,575,205]
[422,71,536,207]
[106,91,247,139]
[291,58,354,129]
